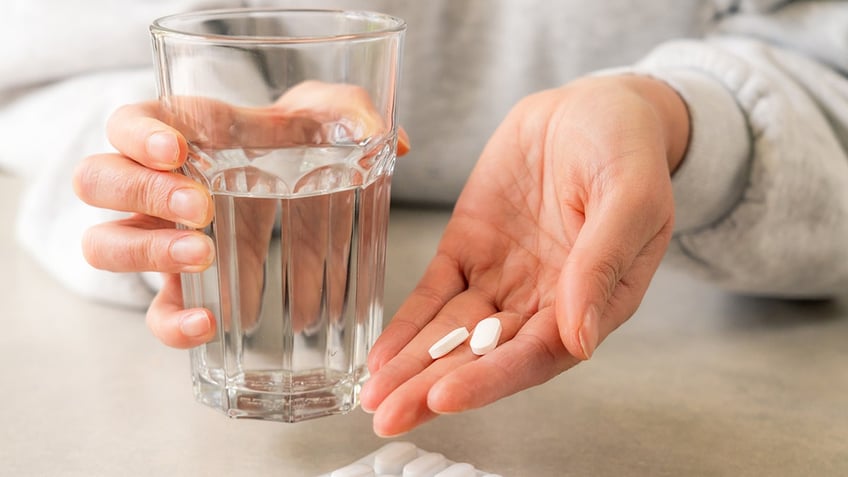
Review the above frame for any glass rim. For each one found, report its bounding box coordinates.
[150,8,406,44]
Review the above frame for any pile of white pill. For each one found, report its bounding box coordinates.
[428,317,503,360]
[318,441,503,477]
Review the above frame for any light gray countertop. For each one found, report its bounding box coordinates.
[1,173,846,476]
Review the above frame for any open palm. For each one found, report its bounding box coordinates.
[361,75,688,436]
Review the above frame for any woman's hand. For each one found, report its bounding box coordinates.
[74,100,218,348]
[73,81,409,348]
[359,74,689,436]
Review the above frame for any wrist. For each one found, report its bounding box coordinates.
[616,74,691,174]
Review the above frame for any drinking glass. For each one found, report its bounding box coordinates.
[150,8,405,422]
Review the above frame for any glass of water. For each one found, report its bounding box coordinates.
[150,9,405,422]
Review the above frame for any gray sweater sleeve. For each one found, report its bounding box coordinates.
[633,3,848,297]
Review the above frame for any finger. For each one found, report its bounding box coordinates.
[366,253,466,375]
[272,81,410,154]
[82,215,214,273]
[556,174,673,360]
[150,84,410,153]
[370,309,531,437]
[371,347,474,437]
[369,310,529,437]
[361,284,489,414]
[364,305,530,420]
[147,273,216,348]
[107,101,188,170]
[164,94,339,150]
[273,81,383,135]
[427,308,578,414]
[73,153,213,228]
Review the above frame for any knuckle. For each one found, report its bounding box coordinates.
[81,223,141,272]
[133,170,176,219]
[72,156,107,204]
[81,222,173,273]
[144,308,169,344]
[346,84,370,100]
[80,227,105,269]
[517,333,559,367]
[140,232,164,271]
[73,153,175,219]
[136,229,181,273]
[106,104,135,144]
[588,253,625,298]
[106,104,131,129]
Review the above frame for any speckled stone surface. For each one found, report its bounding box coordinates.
[1,174,845,476]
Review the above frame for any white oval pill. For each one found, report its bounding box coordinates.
[433,462,477,477]
[373,441,419,474]
[331,463,376,477]
[470,317,502,355]
[402,452,448,477]
[428,327,469,359]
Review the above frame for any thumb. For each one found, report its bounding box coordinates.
[555,187,670,360]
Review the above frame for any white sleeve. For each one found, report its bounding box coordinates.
[636,35,848,297]
[0,0,241,307]
[2,69,161,308]
[0,1,237,91]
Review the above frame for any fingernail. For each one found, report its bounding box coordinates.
[169,188,209,227]
[170,235,214,266]
[578,306,600,360]
[179,311,211,338]
[146,131,179,167]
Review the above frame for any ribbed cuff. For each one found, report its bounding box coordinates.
[592,60,753,233]
[652,69,752,233]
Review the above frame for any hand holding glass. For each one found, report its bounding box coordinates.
[150,9,406,422]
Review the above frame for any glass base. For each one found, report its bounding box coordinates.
[193,369,363,422]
